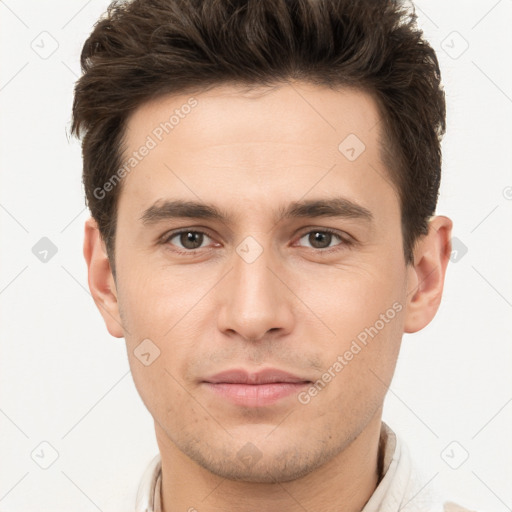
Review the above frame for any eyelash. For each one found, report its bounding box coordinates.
[160,227,354,256]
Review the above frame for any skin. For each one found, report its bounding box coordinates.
[84,82,452,512]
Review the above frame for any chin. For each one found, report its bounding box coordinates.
[184,440,339,484]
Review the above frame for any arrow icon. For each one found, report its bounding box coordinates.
[440,440,469,469]
[31,441,59,469]
[449,237,468,263]
[32,237,58,263]
[236,236,263,263]
[135,339,161,366]
[441,31,469,60]
[338,134,365,161]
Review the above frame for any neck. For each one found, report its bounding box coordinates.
[156,412,383,512]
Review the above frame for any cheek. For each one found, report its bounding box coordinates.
[117,258,207,339]
[296,259,406,395]
[295,256,405,338]
[116,270,202,417]
[115,262,216,402]
[125,351,198,437]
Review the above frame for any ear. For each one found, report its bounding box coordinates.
[83,217,124,338]
[403,215,453,333]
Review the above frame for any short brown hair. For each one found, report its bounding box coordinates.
[72,0,446,274]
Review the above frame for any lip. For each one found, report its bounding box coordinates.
[204,368,310,385]
[202,368,311,407]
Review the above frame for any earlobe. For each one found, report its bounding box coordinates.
[83,217,125,338]
[403,216,453,334]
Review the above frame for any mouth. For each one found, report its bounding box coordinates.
[202,368,312,407]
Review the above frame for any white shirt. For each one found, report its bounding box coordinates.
[135,422,474,512]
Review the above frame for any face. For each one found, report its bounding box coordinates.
[86,82,450,483]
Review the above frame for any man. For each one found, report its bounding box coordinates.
[72,0,475,510]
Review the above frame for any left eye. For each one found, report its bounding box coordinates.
[165,230,213,250]
[297,230,345,249]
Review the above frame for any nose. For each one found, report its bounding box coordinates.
[216,240,295,343]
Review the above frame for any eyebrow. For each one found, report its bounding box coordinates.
[140,197,373,225]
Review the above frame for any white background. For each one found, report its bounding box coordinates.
[0,1,511,511]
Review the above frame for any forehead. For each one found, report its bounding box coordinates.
[124,82,382,150]
[118,82,398,223]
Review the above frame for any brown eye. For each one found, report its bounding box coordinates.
[311,231,332,248]
[165,230,212,251]
[180,231,204,249]
[298,230,344,250]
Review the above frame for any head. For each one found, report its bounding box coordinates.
[76,0,452,483]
